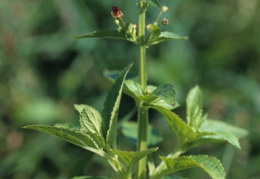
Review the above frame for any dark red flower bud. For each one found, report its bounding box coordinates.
[112,6,119,13]
[111,6,123,19]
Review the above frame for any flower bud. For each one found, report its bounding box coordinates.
[114,19,120,26]
[146,24,151,30]
[162,18,169,25]
[162,6,168,12]
[146,89,151,94]
[111,6,123,19]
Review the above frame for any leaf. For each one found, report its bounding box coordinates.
[159,155,226,179]
[147,31,188,46]
[121,121,163,146]
[162,176,188,179]
[150,106,195,141]
[74,104,85,114]
[199,119,248,149]
[70,30,137,43]
[149,0,161,7]
[149,105,218,151]
[212,131,241,149]
[23,125,105,154]
[123,80,145,101]
[79,105,103,137]
[124,80,177,109]
[200,119,248,139]
[71,177,113,179]
[149,83,176,109]
[186,86,203,130]
[102,64,132,148]
[111,148,158,178]
[112,148,158,166]
[146,25,161,46]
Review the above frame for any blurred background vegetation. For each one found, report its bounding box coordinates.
[0,0,259,178]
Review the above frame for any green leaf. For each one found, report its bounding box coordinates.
[112,148,158,166]
[102,64,132,148]
[149,0,161,7]
[199,119,248,149]
[23,125,105,154]
[79,105,103,137]
[70,30,137,43]
[112,148,158,176]
[123,80,145,101]
[149,83,176,109]
[159,155,226,179]
[149,105,217,151]
[121,121,163,146]
[71,177,113,179]
[150,106,195,141]
[124,80,177,109]
[146,25,161,46]
[186,86,203,130]
[200,120,248,139]
[162,176,188,179]
[147,31,188,46]
[74,104,85,114]
[213,131,241,149]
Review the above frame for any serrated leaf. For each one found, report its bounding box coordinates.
[159,155,225,179]
[162,176,188,179]
[150,83,176,109]
[124,80,177,109]
[186,86,203,130]
[213,131,241,149]
[70,30,137,43]
[149,106,218,151]
[74,104,85,114]
[71,177,113,179]
[147,31,188,46]
[146,25,161,46]
[124,80,159,103]
[102,64,132,148]
[23,125,105,154]
[112,148,158,177]
[112,148,158,166]
[200,119,248,139]
[121,121,163,146]
[150,106,195,141]
[80,105,103,137]
[199,119,248,149]
[124,80,145,100]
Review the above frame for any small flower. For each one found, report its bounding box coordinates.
[162,6,168,12]
[146,89,151,94]
[146,24,151,30]
[162,18,169,25]
[111,6,123,19]
[114,19,120,26]
[114,19,121,30]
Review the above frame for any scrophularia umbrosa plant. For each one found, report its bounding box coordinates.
[24,1,247,179]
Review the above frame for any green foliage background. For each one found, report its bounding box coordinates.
[0,0,259,178]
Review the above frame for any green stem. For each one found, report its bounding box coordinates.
[137,105,148,179]
[136,2,148,179]
[139,2,147,88]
